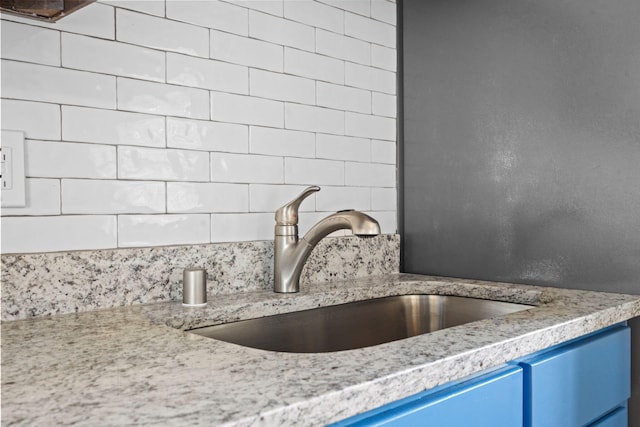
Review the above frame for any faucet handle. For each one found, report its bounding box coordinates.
[275,186,320,225]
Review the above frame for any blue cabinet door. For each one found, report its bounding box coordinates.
[330,365,523,427]
[519,326,630,427]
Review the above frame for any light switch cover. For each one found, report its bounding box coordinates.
[1,130,27,207]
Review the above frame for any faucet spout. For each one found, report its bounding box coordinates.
[273,187,380,293]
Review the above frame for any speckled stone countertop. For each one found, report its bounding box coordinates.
[2,273,640,426]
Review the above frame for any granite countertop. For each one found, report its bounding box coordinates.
[2,273,640,426]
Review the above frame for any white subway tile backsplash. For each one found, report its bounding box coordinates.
[118,214,210,247]
[316,29,370,65]
[1,215,117,253]
[0,21,60,66]
[315,186,370,211]
[166,0,249,36]
[249,184,314,212]
[345,12,395,47]
[371,0,397,25]
[211,30,283,72]
[99,0,165,17]
[317,0,370,16]
[2,60,116,109]
[345,62,396,94]
[345,112,396,141]
[26,140,116,179]
[285,103,344,135]
[167,53,248,94]
[250,126,315,158]
[346,162,395,187]
[167,118,248,153]
[284,47,344,84]
[211,152,283,184]
[371,139,396,164]
[283,0,344,34]
[249,10,314,51]
[62,33,165,82]
[211,92,284,127]
[117,78,209,119]
[0,179,61,216]
[371,187,397,211]
[372,92,397,117]
[118,146,209,181]
[1,99,60,140]
[167,182,248,213]
[211,212,273,242]
[285,158,344,186]
[227,0,283,17]
[316,134,370,162]
[250,69,315,104]
[117,9,208,57]
[372,44,397,72]
[62,106,165,148]
[317,81,371,114]
[62,179,165,214]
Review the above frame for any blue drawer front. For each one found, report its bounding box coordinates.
[331,365,523,427]
[588,407,628,427]
[521,326,630,427]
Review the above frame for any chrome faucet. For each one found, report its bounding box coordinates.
[273,186,381,293]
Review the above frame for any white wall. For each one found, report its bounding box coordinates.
[0,0,397,254]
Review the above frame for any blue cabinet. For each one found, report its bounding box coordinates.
[333,325,630,427]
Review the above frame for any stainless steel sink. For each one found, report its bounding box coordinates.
[188,295,533,353]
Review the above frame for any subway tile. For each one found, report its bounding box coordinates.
[1,100,60,140]
[284,158,344,186]
[371,0,397,25]
[345,162,395,187]
[1,60,116,109]
[2,3,115,39]
[225,0,283,17]
[316,134,370,162]
[317,0,370,16]
[372,92,397,117]
[315,186,370,211]
[211,92,284,127]
[367,209,396,233]
[210,30,283,72]
[167,118,248,153]
[249,184,315,212]
[249,10,314,51]
[372,44,397,72]
[1,215,117,254]
[62,179,165,214]
[250,126,315,158]
[211,152,283,184]
[167,0,248,35]
[283,0,344,34]
[284,47,344,84]
[346,112,396,141]
[26,140,116,179]
[118,214,210,247]
[250,69,315,104]
[0,21,60,66]
[345,12,395,47]
[99,0,165,16]
[167,182,248,213]
[62,33,165,82]
[62,106,165,147]
[371,139,396,164]
[371,187,397,211]
[316,29,370,65]
[0,179,60,216]
[211,212,273,241]
[118,146,209,181]
[117,9,208,57]
[345,62,396,94]
[316,81,371,114]
[167,53,248,94]
[285,104,344,135]
[117,78,209,119]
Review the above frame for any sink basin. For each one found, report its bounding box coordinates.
[188,295,533,353]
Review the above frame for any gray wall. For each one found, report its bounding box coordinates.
[401,0,640,422]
